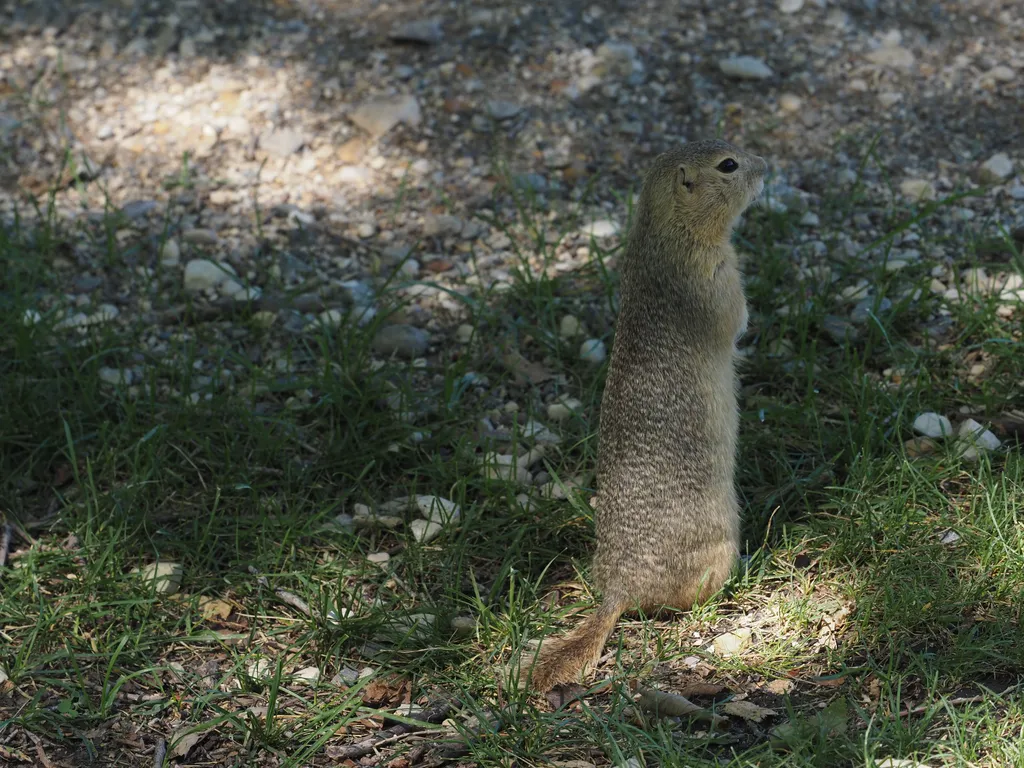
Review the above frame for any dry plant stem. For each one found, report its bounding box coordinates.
[247,565,312,616]
[0,523,12,570]
[328,701,454,760]
[25,732,55,768]
[152,739,167,768]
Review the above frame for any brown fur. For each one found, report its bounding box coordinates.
[519,139,768,692]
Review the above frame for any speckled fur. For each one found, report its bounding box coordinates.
[520,139,768,693]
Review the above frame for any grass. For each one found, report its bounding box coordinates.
[1,150,1023,768]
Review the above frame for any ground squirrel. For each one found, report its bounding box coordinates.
[520,139,767,692]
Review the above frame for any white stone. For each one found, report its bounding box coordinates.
[559,315,582,338]
[579,338,607,364]
[798,211,820,227]
[414,495,460,524]
[349,94,421,137]
[410,519,444,543]
[159,239,181,266]
[23,309,42,326]
[246,658,274,680]
[455,324,475,344]
[913,412,952,439]
[367,552,390,564]
[133,561,183,595]
[719,56,774,80]
[865,44,915,69]
[582,219,619,238]
[357,222,376,238]
[184,259,231,292]
[292,666,321,684]
[899,179,936,201]
[778,93,803,113]
[778,0,804,12]
[977,153,1014,184]
[99,367,134,386]
[957,418,1001,452]
[987,65,1016,83]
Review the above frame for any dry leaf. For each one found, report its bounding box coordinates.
[709,627,752,657]
[722,700,778,722]
[502,350,556,385]
[169,729,204,759]
[199,597,233,621]
[633,685,726,726]
[679,682,725,697]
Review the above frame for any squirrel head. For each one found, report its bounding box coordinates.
[640,139,768,248]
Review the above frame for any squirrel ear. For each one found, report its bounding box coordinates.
[678,165,695,193]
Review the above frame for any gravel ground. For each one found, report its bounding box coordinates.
[1,0,1022,351]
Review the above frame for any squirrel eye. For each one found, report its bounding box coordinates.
[717,158,739,174]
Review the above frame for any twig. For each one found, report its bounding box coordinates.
[327,700,454,761]
[0,523,12,570]
[153,738,167,768]
[25,732,55,768]
[247,565,311,616]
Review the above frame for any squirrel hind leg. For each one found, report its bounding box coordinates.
[516,600,626,693]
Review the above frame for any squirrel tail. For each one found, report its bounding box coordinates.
[518,598,626,693]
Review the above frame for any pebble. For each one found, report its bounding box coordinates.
[957,418,1001,454]
[912,412,952,439]
[356,221,376,239]
[372,324,430,358]
[121,200,157,219]
[850,296,892,323]
[865,44,915,69]
[410,519,444,543]
[579,338,607,364]
[709,627,752,657]
[414,495,461,524]
[259,127,306,157]
[422,214,464,238]
[22,309,42,326]
[559,315,582,338]
[159,239,181,266]
[184,259,231,292]
[455,324,475,344]
[367,552,390,564]
[718,56,774,80]
[899,179,936,201]
[486,100,523,121]
[798,211,820,227]
[547,397,583,423]
[778,93,803,113]
[132,561,183,595]
[977,153,1014,184]
[292,666,321,684]
[182,228,219,246]
[582,219,620,238]
[778,0,804,12]
[349,94,422,137]
[822,315,857,344]
[99,366,134,385]
[389,18,444,45]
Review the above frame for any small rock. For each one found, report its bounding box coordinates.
[913,412,953,439]
[547,396,583,423]
[159,239,181,266]
[591,41,645,84]
[99,367,134,386]
[0,664,8,685]
[372,324,430,358]
[514,173,548,193]
[133,561,184,595]
[121,200,157,219]
[292,666,321,684]
[822,315,858,344]
[850,296,892,323]
[939,530,961,546]
[987,65,1016,83]
[778,93,803,113]
[414,495,461,524]
[835,168,858,186]
[246,658,274,680]
[259,127,306,157]
[422,214,464,238]
[367,552,390,564]
[410,519,444,543]
[582,219,620,238]
[332,667,361,687]
[455,324,475,344]
[904,437,937,458]
[357,221,376,239]
[349,95,422,137]
[899,179,936,201]
[182,228,218,246]
[865,44,915,69]
[977,153,1014,184]
[184,259,231,292]
[579,338,607,364]
[487,100,522,121]
[709,627,752,657]
[389,18,444,45]
[559,315,582,338]
[798,211,820,227]
[22,309,42,326]
[957,418,1001,453]
[718,56,774,80]
[778,0,804,12]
